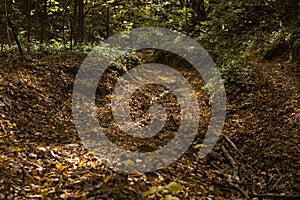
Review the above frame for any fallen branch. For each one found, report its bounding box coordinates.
[222,135,244,157]
[221,145,238,178]
[250,193,300,199]
[228,181,250,200]
[209,161,222,171]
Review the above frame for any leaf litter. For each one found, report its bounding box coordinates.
[0,52,299,199]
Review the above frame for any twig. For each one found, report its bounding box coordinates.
[222,135,244,157]
[209,161,222,171]
[250,193,300,199]
[0,121,7,134]
[269,174,283,191]
[267,173,276,185]
[221,145,238,178]
[228,181,250,200]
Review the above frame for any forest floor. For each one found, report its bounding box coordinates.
[0,51,299,199]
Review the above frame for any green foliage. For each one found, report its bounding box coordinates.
[143,181,183,197]
[143,186,161,196]
[164,182,183,193]
[203,4,246,48]
[219,59,252,86]
[1,0,298,60]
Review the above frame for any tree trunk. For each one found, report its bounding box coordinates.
[70,20,73,50]
[292,38,300,65]
[73,0,78,46]
[78,0,84,43]
[62,0,72,47]
[190,0,206,21]
[106,5,110,39]
[27,0,32,52]
[4,0,11,48]
[8,19,23,58]
[5,0,24,59]
[39,0,48,48]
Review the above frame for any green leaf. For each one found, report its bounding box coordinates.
[107,0,115,4]
[164,194,180,200]
[164,182,183,194]
[143,186,159,196]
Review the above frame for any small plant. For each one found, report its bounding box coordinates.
[219,59,252,86]
[143,181,183,199]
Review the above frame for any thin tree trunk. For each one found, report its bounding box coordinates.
[73,0,78,46]
[7,14,24,58]
[40,0,47,47]
[4,0,11,48]
[106,5,110,39]
[78,0,84,43]
[27,0,32,52]
[62,0,72,47]
[190,0,206,21]
[70,20,73,50]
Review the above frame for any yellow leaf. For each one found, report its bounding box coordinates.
[194,144,204,149]
[56,162,68,171]
[44,177,52,183]
[199,185,206,193]
[153,178,159,183]
[233,114,239,118]
[104,176,111,183]
[63,172,70,177]
[11,147,23,152]
[74,193,81,198]
[86,151,94,156]
[91,162,98,168]
[78,161,84,168]
[41,188,49,196]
